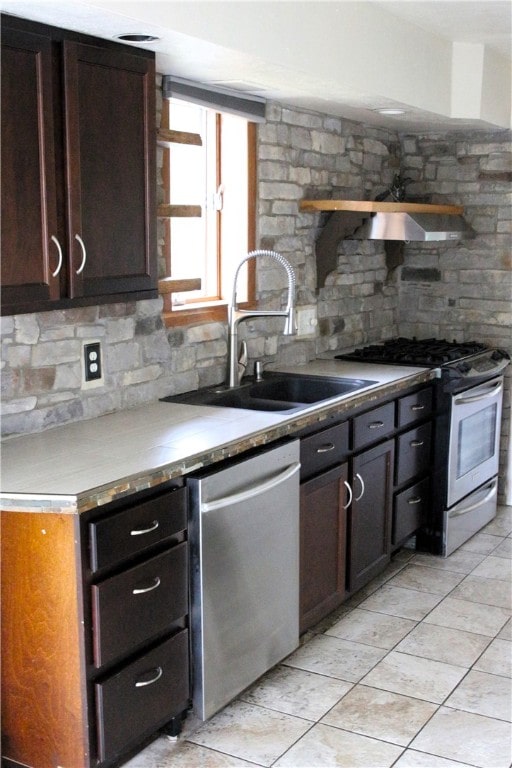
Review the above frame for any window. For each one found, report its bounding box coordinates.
[159,96,257,325]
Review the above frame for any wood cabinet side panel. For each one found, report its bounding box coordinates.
[1,511,89,768]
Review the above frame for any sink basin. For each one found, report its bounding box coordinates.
[161,373,377,413]
[249,376,374,403]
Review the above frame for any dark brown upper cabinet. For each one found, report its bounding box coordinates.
[1,16,157,315]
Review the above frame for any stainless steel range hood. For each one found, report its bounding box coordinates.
[352,210,474,241]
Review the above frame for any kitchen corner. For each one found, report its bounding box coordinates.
[1,5,511,768]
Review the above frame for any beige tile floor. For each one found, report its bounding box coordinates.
[125,505,512,768]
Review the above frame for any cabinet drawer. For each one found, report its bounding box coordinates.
[397,387,433,429]
[90,486,187,572]
[95,629,189,763]
[92,543,188,668]
[395,422,432,486]
[393,477,430,545]
[352,402,394,451]
[300,422,349,480]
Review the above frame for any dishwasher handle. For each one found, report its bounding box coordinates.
[200,461,301,513]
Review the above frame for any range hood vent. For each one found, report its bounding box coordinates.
[352,210,474,242]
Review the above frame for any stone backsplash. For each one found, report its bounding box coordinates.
[1,92,511,497]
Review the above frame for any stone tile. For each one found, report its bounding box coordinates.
[393,750,476,768]
[360,651,467,704]
[483,510,512,538]
[385,564,465,596]
[471,555,512,581]
[321,684,438,746]
[423,596,510,637]
[241,665,352,721]
[445,669,512,721]
[357,584,443,621]
[282,634,386,682]
[273,723,403,767]
[411,550,486,574]
[395,622,491,667]
[459,531,505,555]
[492,537,512,558]
[187,700,311,767]
[325,608,417,649]
[450,575,512,610]
[474,638,512,677]
[410,706,512,768]
[124,736,258,767]
[498,618,512,640]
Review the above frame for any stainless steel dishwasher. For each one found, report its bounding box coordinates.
[187,439,300,720]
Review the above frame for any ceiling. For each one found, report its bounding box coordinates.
[2,0,511,132]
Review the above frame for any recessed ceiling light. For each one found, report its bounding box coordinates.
[115,33,160,43]
[375,108,406,116]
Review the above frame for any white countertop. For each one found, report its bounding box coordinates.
[0,359,434,513]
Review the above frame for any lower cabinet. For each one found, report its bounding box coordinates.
[1,482,190,768]
[300,463,348,633]
[346,439,395,594]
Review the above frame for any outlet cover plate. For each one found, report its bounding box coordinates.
[82,340,104,389]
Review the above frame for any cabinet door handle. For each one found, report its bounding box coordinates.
[410,440,424,447]
[132,576,161,595]
[50,235,63,277]
[407,496,422,505]
[316,443,335,453]
[75,234,87,274]
[354,472,365,501]
[135,666,163,688]
[368,421,384,429]
[130,520,159,536]
[411,404,425,411]
[342,480,353,509]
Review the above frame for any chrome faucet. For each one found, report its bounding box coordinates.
[227,249,296,387]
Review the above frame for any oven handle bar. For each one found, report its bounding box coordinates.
[448,479,497,518]
[454,380,502,405]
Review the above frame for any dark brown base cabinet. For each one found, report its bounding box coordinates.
[1,15,157,316]
[300,463,348,633]
[1,483,190,768]
[347,439,395,594]
[299,383,433,633]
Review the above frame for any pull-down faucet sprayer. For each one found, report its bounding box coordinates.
[227,250,296,388]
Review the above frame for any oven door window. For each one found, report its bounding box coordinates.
[457,404,497,478]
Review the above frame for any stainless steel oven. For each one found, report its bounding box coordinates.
[447,376,503,507]
[335,338,510,556]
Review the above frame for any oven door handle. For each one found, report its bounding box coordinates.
[454,380,502,405]
[448,480,497,518]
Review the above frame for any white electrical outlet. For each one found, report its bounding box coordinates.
[82,340,104,389]
[296,307,318,336]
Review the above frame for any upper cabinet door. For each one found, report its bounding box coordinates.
[63,42,156,299]
[1,27,61,311]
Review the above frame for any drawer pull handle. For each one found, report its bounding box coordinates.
[407,496,422,505]
[342,480,353,510]
[354,473,365,501]
[132,576,161,595]
[135,666,163,688]
[316,443,335,454]
[411,404,425,411]
[410,440,424,447]
[130,520,159,536]
[368,421,384,429]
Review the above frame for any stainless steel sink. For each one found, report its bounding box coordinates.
[161,373,377,413]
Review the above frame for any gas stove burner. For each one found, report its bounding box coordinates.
[336,337,489,367]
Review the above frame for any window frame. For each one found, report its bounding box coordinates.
[160,100,257,327]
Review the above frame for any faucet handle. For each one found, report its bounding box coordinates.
[237,341,248,384]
